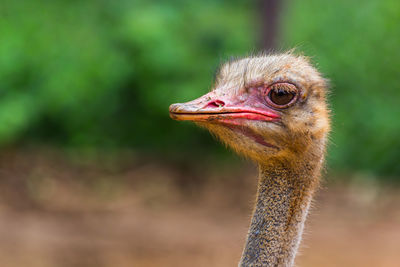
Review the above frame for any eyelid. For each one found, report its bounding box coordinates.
[245,81,300,95]
[268,82,298,93]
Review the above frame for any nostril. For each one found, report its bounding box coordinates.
[205,100,225,108]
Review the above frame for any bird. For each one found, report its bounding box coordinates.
[169,52,330,267]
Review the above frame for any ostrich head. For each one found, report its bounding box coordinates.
[169,53,330,166]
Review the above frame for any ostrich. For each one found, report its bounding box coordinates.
[169,53,330,267]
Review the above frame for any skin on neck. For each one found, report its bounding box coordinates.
[239,156,323,267]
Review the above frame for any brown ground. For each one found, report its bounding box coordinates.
[0,148,399,267]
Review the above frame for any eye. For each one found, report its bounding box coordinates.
[266,83,298,108]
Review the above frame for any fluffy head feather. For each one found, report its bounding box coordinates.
[170,52,330,168]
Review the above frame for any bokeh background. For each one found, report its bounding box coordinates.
[0,0,399,266]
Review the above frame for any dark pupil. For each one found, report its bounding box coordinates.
[270,89,295,105]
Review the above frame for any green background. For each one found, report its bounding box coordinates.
[1,0,399,177]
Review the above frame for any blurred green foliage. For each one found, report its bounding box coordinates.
[0,0,256,149]
[0,0,399,177]
[281,0,400,176]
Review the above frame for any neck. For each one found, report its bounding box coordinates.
[239,159,321,267]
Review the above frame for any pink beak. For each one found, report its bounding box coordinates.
[169,91,280,123]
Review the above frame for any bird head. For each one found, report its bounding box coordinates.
[169,53,330,165]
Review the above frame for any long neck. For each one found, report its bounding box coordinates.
[239,161,321,267]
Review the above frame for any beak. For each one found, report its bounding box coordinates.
[169,91,280,123]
